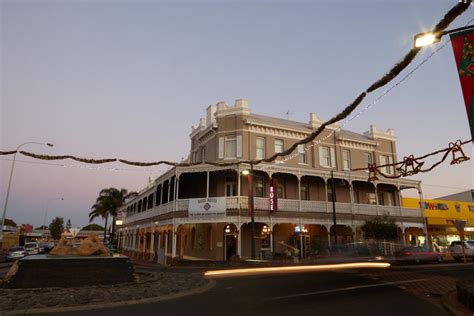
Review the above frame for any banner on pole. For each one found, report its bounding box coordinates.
[451,29,474,140]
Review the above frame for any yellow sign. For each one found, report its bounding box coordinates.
[402,197,474,226]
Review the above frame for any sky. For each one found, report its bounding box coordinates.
[0,0,473,228]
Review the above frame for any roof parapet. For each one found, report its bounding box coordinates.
[364,125,396,141]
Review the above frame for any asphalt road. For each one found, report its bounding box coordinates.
[41,267,450,316]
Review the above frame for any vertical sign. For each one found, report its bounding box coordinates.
[450,29,474,140]
[269,178,278,212]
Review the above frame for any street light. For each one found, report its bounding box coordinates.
[0,142,54,241]
[242,164,256,259]
[414,25,474,48]
[42,198,65,236]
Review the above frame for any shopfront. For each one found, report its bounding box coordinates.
[403,197,474,251]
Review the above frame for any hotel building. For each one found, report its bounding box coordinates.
[117,99,425,263]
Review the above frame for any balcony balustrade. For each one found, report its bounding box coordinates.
[123,196,423,225]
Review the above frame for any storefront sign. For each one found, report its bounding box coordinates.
[269,178,278,212]
[419,201,449,211]
[188,198,226,218]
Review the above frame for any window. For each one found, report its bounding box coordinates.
[300,182,309,200]
[255,177,265,198]
[274,139,284,154]
[277,182,285,199]
[342,149,351,170]
[298,144,307,164]
[225,181,237,197]
[368,193,377,205]
[354,191,360,204]
[377,192,385,206]
[364,152,373,166]
[327,185,334,202]
[380,155,394,175]
[225,135,236,158]
[155,185,161,206]
[148,194,154,209]
[319,146,334,167]
[137,200,142,213]
[256,137,265,159]
[142,198,147,211]
[387,191,395,206]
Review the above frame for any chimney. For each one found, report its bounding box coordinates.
[234,99,249,109]
[199,118,206,129]
[309,112,323,128]
[206,105,217,127]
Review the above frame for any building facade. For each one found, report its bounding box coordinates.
[403,197,474,250]
[117,99,425,263]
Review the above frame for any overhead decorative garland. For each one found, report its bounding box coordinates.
[351,139,472,182]
[19,151,117,164]
[0,150,18,155]
[0,1,471,170]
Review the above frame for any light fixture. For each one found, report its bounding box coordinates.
[115,219,123,226]
[225,225,231,234]
[414,32,440,48]
[241,170,250,176]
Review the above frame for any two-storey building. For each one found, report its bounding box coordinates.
[118,99,425,263]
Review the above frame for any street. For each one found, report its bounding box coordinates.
[35,263,474,316]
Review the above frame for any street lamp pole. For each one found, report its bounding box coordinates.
[0,142,53,241]
[42,198,64,235]
[331,170,337,246]
[248,163,256,259]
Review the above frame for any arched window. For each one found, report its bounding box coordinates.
[207,226,213,250]
[191,227,196,250]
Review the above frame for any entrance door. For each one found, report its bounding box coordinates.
[225,234,237,260]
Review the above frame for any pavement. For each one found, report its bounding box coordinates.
[3,258,474,315]
[34,264,460,316]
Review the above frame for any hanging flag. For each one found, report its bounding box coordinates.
[451,29,474,140]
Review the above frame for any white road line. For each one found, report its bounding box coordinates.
[270,278,431,300]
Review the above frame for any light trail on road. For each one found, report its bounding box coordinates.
[204,262,391,277]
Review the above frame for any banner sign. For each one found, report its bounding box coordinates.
[269,178,278,212]
[189,197,226,218]
[451,29,474,140]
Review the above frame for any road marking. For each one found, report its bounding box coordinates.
[204,262,390,277]
[270,278,430,300]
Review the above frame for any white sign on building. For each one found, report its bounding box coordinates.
[188,198,226,218]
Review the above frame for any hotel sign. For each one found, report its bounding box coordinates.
[269,178,278,212]
[189,197,226,218]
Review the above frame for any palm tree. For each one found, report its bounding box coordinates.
[89,188,136,243]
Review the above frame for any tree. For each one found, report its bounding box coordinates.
[66,219,72,231]
[49,217,64,240]
[360,216,399,241]
[81,223,105,231]
[89,188,136,244]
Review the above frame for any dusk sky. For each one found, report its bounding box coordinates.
[1,0,472,229]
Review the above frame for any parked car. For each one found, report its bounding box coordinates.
[39,241,55,253]
[449,241,474,262]
[394,246,443,263]
[6,246,26,261]
[24,242,40,255]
